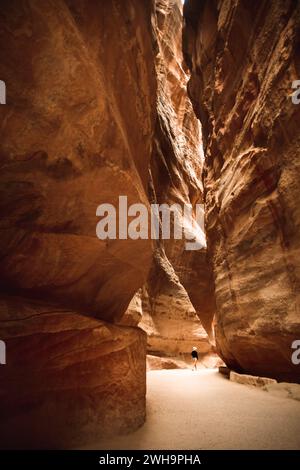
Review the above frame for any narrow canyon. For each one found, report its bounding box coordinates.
[0,0,299,449]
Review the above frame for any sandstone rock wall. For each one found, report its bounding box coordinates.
[116,0,216,363]
[0,0,217,448]
[183,0,300,381]
[143,0,215,357]
[140,253,212,357]
[0,295,146,449]
[0,0,156,321]
[0,0,156,448]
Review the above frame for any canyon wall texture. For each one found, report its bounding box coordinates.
[0,295,146,449]
[143,0,215,360]
[183,0,300,381]
[0,0,156,448]
[0,0,214,447]
[117,0,216,365]
[0,0,156,321]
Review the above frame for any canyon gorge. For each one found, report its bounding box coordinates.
[0,0,300,449]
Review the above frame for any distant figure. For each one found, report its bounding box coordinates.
[191,346,198,371]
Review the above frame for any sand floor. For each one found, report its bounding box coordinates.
[82,369,300,450]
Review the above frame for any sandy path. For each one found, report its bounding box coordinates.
[82,369,300,450]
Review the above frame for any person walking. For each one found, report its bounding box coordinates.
[191,346,198,371]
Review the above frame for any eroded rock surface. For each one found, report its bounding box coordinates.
[183,0,300,381]
[0,295,146,449]
[140,255,212,356]
[0,0,156,448]
[0,0,217,448]
[140,0,215,361]
[0,0,156,321]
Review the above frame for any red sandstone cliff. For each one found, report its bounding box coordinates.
[140,0,215,360]
[0,0,212,448]
[183,0,300,381]
[0,0,156,448]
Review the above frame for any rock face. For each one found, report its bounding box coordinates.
[116,0,216,364]
[0,295,146,449]
[183,0,300,381]
[0,0,216,448]
[118,289,143,327]
[142,0,215,359]
[0,0,156,321]
[140,258,212,357]
[0,0,156,448]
